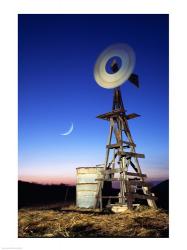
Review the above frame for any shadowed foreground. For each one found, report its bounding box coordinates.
[18,206,168,238]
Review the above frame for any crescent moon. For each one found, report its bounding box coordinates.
[60,123,74,136]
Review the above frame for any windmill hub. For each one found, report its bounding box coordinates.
[105,57,121,74]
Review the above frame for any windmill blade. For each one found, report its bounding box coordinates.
[94,43,136,89]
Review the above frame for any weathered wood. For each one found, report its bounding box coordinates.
[95,178,149,187]
[123,141,136,147]
[130,193,157,200]
[118,151,145,159]
[125,113,140,120]
[115,129,121,142]
[101,168,125,174]
[98,193,156,200]
[96,109,125,120]
[125,172,147,178]
[105,120,113,169]
[106,141,136,149]
[95,86,157,209]
[106,143,121,149]
[100,169,146,177]
[112,88,125,111]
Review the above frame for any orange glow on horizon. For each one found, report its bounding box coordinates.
[19,169,168,186]
[19,175,76,185]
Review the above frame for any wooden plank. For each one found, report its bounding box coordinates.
[95,179,149,187]
[100,169,146,178]
[125,113,140,120]
[118,151,145,158]
[130,193,157,200]
[125,172,147,178]
[106,143,121,149]
[96,109,124,120]
[101,168,125,174]
[106,141,136,149]
[98,194,156,200]
[123,141,136,147]
[115,130,121,142]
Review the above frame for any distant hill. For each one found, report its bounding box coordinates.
[18,179,169,211]
[151,180,169,211]
[18,181,76,208]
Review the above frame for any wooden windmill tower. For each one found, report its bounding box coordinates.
[93,44,157,210]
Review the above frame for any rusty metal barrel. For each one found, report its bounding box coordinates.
[76,166,104,208]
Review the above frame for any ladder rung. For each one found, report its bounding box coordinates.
[125,172,147,178]
[100,169,147,178]
[95,178,149,187]
[106,143,121,149]
[123,141,136,147]
[97,193,157,200]
[131,193,157,200]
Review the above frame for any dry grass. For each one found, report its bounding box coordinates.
[18,206,169,238]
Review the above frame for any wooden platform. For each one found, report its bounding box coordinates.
[97,109,140,121]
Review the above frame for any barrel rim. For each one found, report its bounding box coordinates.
[76,166,104,170]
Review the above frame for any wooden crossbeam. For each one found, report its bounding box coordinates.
[98,193,157,201]
[125,113,140,120]
[95,178,149,187]
[106,141,136,149]
[125,172,147,178]
[100,169,147,178]
[123,141,136,147]
[130,193,157,200]
[106,143,121,149]
[96,109,125,120]
[118,151,145,158]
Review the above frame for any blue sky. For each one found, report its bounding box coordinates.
[18,14,169,184]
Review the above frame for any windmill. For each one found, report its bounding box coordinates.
[93,44,157,210]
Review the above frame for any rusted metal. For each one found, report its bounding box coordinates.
[128,73,139,88]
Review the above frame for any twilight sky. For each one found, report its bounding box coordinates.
[18,14,169,185]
